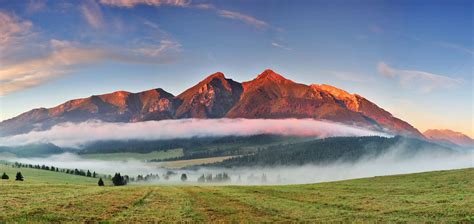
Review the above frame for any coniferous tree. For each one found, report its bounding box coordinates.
[181,173,187,182]
[197,174,205,183]
[92,171,97,178]
[15,172,24,181]
[223,173,230,182]
[1,172,9,180]
[205,174,213,182]
[86,170,92,177]
[112,173,127,186]
[98,178,105,186]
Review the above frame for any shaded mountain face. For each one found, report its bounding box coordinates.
[0,69,423,138]
[423,129,474,148]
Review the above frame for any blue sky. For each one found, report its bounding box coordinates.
[0,0,472,137]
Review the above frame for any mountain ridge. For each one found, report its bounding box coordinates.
[0,69,423,138]
[423,129,474,148]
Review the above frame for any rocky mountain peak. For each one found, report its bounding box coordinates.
[255,69,293,83]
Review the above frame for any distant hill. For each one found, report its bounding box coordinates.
[0,69,422,138]
[0,143,64,157]
[210,136,456,167]
[78,134,303,161]
[424,129,474,148]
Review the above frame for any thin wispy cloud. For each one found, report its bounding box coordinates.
[370,25,473,56]
[80,0,104,29]
[218,10,268,29]
[133,40,181,57]
[434,41,474,56]
[26,0,46,13]
[271,41,292,50]
[0,40,108,96]
[377,62,463,93]
[0,12,33,46]
[0,39,181,96]
[0,9,181,96]
[99,0,271,30]
[99,0,190,8]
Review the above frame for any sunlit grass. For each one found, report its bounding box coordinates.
[0,164,472,222]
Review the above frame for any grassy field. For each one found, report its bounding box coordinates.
[80,148,183,161]
[0,164,473,222]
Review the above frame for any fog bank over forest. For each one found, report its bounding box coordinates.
[7,147,473,185]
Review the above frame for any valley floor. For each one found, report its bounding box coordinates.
[0,166,473,222]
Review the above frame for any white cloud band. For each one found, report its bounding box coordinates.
[0,118,389,148]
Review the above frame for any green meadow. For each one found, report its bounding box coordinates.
[0,164,472,222]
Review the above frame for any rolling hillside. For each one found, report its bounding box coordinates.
[0,164,472,222]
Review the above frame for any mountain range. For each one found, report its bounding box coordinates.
[0,69,427,138]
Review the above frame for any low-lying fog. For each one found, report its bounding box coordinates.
[0,118,388,148]
[1,118,472,185]
[5,147,473,185]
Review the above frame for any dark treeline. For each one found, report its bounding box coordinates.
[133,170,177,182]
[211,136,455,168]
[79,135,298,160]
[5,161,129,186]
[1,135,302,160]
[150,135,303,162]
[11,162,101,178]
[197,172,231,183]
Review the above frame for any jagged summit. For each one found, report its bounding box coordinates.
[175,72,243,118]
[203,72,226,81]
[255,69,293,83]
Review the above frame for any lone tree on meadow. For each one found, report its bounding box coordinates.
[98,178,105,186]
[15,172,24,181]
[181,173,187,182]
[1,172,9,180]
[112,173,127,186]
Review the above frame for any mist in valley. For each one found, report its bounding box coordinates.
[1,118,472,185]
[5,145,472,185]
